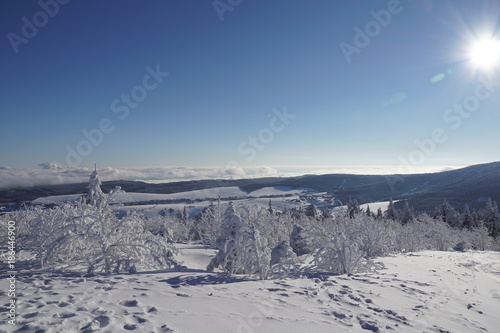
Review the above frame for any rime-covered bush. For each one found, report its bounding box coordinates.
[235,204,293,249]
[271,241,297,265]
[307,214,364,274]
[393,215,429,253]
[143,212,200,243]
[357,215,395,258]
[423,216,459,251]
[142,214,174,239]
[7,203,178,273]
[195,202,224,247]
[290,224,310,255]
[462,225,492,251]
[5,170,179,273]
[207,203,272,279]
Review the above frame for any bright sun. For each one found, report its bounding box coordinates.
[469,38,500,70]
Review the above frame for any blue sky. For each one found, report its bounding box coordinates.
[1,0,500,182]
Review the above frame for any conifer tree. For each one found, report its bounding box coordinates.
[386,199,399,221]
[399,201,415,225]
[462,204,474,229]
[86,167,106,209]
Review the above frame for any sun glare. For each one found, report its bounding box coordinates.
[469,37,500,70]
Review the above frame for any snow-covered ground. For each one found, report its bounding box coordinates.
[2,247,499,333]
[331,201,396,214]
[31,186,311,205]
[31,186,397,218]
[31,187,249,205]
[31,186,317,218]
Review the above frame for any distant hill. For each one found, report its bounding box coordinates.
[1,162,499,213]
[277,162,500,212]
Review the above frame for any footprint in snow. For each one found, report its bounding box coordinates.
[358,317,379,332]
[22,312,39,319]
[81,315,110,332]
[59,312,77,319]
[146,306,158,313]
[124,324,138,330]
[134,315,147,323]
[121,300,139,307]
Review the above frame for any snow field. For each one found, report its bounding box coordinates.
[2,248,499,333]
[31,187,311,206]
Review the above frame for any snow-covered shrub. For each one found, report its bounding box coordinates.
[269,241,300,278]
[207,203,272,279]
[463,224,492,251]
[493,237,500,251]
[422,215,458,251]
[193,201,224,246]
[453,241,472,252]
[6,171,179,273]
[271,241,297,265]
[8,203,178,273]
[357,215,394,258]
[244,207,294,250]
[307,215,364,275]
[207,224,271,279]
[393,215,428,253]
[290,224,310,255]
[142,214,174,239]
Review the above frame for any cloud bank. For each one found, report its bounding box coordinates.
[0,163,461,190]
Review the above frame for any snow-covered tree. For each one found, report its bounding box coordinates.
[385,199,399,221]
[290,224,310,254]
[309,214,364,275]
[84,168,122,209]
[7,171,178,273]
[305,203,319,219]
[480,198,500,237]
[268,199,274,214]
[462,204,474,230]
[321,206,333,220]
[9,203,178,273]
[399,201,415,225]
[207,204,272,279]
[365,205,372,218]
[347,199,361,219]
[270,241,297,265]
[433,199,461,228]
[86,168,106,208]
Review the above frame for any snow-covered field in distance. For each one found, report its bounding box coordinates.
[31,186,311,205]
[3,246,499,332]
[31,186,329,216]
[31,186,396,218]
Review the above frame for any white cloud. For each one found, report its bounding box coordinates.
[0,164,282,190]
[38,162,65,170]
[0,163,463,190]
